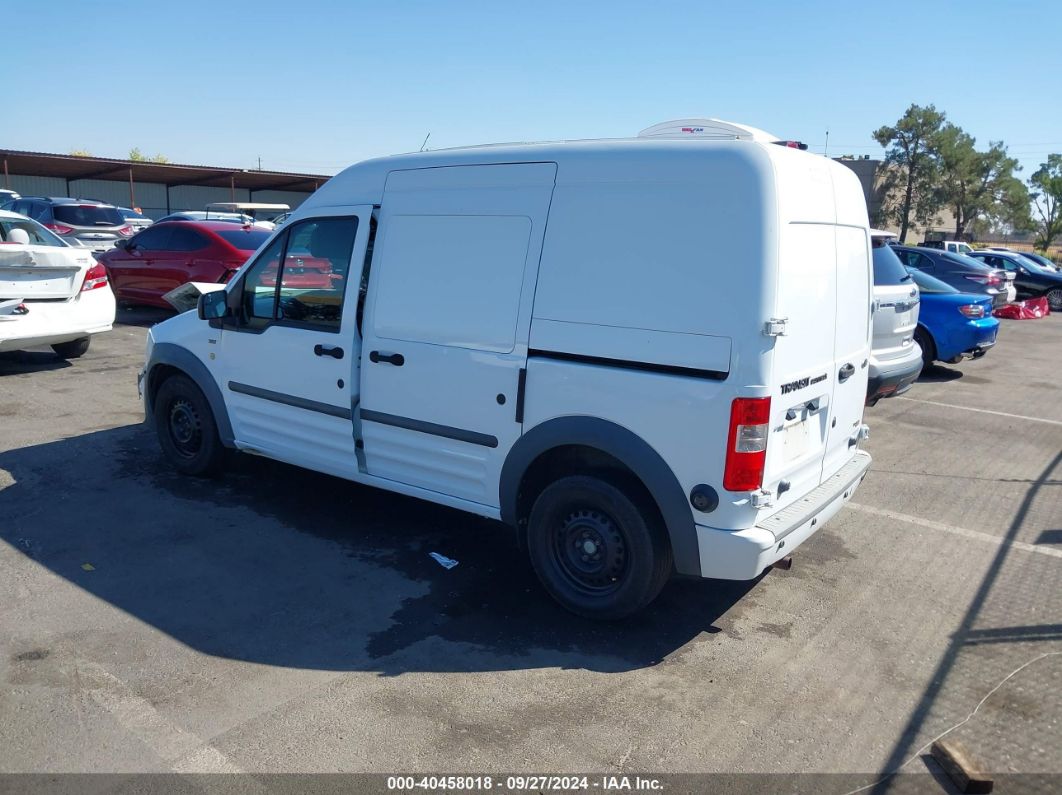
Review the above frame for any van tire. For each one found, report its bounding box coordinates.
[154,374,226,477]
[526,475,672,620]
[914,327,935,369]
[52,337,90,359]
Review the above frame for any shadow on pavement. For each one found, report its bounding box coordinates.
[0,350,72,375]
[115,305,176,328]
[917,363,963,383]
[0,424,758,675]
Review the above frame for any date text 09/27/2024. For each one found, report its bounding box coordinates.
[386,775,664,791]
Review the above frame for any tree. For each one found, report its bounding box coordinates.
[1029,155,1062,250]
[129,148,170,164]
[69,149,92,157]
[935,125,1029,238]
[873,104,946,241]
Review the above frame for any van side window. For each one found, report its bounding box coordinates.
[241,233,288,328]
[238,217,358,332]
[372,214,531,352]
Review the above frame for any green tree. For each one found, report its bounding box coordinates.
[935,125,1029,238]
[129,148,169,164]
[69,148,92,157]
[1029,155,1062,250]
[873,104,946,241]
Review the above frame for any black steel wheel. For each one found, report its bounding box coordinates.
[527,475,671,619]
[154,374,225,477]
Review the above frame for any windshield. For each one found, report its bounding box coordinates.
[0,217,69,247]
[1014,255,1048,274]
[53,204,125,227]
[216,229,271,251]
[872,241,912,285]
[906,267,957,294]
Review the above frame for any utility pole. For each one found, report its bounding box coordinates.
[257,157,262,170]
[824,129,829,159]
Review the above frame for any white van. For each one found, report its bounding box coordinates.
[139,134,873,618]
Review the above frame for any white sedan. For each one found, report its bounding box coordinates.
[0,209,116,358]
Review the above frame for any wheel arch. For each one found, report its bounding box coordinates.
[499,416,700,576]
[145,343,235,447]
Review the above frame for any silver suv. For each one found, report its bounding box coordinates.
[867,231,923,405]
[3,197,132,254]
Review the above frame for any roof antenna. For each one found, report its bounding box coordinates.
[824,128,829,158]
[419,133,431,152]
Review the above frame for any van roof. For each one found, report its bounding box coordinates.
[302,137,854,215]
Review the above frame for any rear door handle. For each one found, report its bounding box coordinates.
[369,350,404,366]
[838,363,855,383]
[314,344,344,359]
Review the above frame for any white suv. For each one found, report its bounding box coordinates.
[140,133,873,618]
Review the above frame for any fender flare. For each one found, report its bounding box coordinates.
[499,416,701,576]
[145,342,235,447]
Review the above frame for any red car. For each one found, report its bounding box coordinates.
[99,221,274,308]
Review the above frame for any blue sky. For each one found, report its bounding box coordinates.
[6,1,1060,178]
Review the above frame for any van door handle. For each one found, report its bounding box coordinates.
[369,350,404,366]
[838,363,855,383]
[314,344,344,359]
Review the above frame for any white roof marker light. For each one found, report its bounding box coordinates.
[638,118,807,150]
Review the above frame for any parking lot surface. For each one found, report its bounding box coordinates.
[1,309,1060,787]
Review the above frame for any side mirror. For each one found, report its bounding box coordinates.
[198,289,230,321]
[115,239,130,250]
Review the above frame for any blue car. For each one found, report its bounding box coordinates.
[907,267,999,367]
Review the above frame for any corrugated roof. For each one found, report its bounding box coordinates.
[0,149,329,193]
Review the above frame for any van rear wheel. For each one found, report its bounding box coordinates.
[154,374,225,477]
[526,475,671,620]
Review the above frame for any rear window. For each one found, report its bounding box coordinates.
[217,229,270,251]
[0,218,67,247]
[907,267,957,294]
[872,242,912,285]
[53,204,124,227]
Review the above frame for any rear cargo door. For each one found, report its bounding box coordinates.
[762,223,837,504]
[821,226,871,479]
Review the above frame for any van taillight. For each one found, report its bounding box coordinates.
[723,397,771,492]
[81,263,108,292]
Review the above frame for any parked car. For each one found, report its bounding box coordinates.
[0,189,20,205]
[966,250,1062,310]
[140,133,874,618]
[921,239,975,255]
[905,266,999,367]
[99,221,273,308]
[0,209,115,358]
[118,207,153,233]
[892,245,1014,306]
[867,231,921,405]
[1,197,133,254]
[1013,250,1060,273]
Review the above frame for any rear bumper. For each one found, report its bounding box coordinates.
[866,349,922,404]
[695,451,872,580]
[936,318,999,361]
[0,288,116,352]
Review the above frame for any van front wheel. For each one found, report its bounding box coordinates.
[527,476,671,620]
[154,374,225,477]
